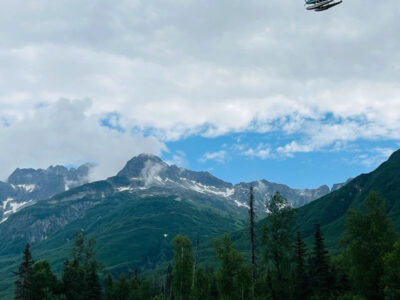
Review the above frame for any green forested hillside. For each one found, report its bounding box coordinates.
[296,148,400,248]
[215,149,400,258]
[0,190,246,298]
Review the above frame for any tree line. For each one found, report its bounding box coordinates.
[13,190,400,299]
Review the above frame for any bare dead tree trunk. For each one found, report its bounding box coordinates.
[249,185,256,282]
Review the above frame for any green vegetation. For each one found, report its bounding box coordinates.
[11,191,400,299]
[0,192,245,298]
[6,150,400,299]
[296,149,400,249]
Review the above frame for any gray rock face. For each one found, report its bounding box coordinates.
[0,154,343,254]
[111,154,332,212]
[231,181,330,212]
[0,164,92,222]
[0,154,346,225]
[331,178,353,191]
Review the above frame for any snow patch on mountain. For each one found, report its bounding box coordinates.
[179,178,233,197]
[3,200,34,217]
[17,184,36,192]
[2,198,13,210]
[116,186,132,192]
[234,199,249,208]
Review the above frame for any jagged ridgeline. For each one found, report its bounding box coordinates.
[0,154,350,296]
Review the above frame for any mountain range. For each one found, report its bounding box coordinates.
[0,153,353,296]
[0,154,342,225]
[0,164,92,223]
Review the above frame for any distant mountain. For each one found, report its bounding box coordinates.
[0,154,329,274]
[0,164,92,223]
[0,154,338,226]
[111,153,332,211]
[296,149,400,249]
[0,154,348,296]
[0,154,333,253]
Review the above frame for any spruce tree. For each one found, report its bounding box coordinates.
[262,192,295,300]
[30,260,61,299]
[342,191,396,300]
[383,240,400,299]
[191,268,209,300]
[214,234,252,300]
[172,235,193,300]
[62,260,86,300]
[14,243,34,300]
[62,231,102,300]
[294,232,308,299]
[310,224,331,297]
[113,274,130,300]
[86,262,102,300]
[103,274,114,300]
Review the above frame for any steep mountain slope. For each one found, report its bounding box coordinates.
[0,153,341,296]
[0,154,342,257]
[206,150,400,263]
[0,156,248,296]
[296,149,400,248]
[0,164,91,223]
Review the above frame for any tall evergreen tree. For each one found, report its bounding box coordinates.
[294,232,308,300]
[191,268,209,300]
[342,191,396,300]
[62,231,102,300]
[30,260,61,299]
[103,274,114,300]
[62,260,86,300]
[383,239,400,299]
[14,243,34,300]
[262,192,295,300]
[86,262,102,300]
[310,224,331,297]
[172,235,193,300]
[214,234,252,300]
[113,274,130,300]
[249,185,256,282]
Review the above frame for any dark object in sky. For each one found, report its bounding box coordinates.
[305,0,342,11]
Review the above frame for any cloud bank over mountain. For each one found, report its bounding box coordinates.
[0,99,165,181]
[0,0,399,182]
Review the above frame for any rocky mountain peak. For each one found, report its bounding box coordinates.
[117,154,167,178]
[1,163,92,222]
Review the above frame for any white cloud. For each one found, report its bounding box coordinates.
[0,0,399,163]
[141,160,166,187]
[276,119,400,157]
[241,144,272,159]
[358,147,396,167]
[0,99,165,181]
[199,150,228,164]
[165,150,187,167]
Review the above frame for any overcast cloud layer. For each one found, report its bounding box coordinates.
[0,0,399,181]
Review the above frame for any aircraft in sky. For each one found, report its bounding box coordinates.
[305,0,342,11]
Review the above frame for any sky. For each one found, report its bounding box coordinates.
[0,0,399,189]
